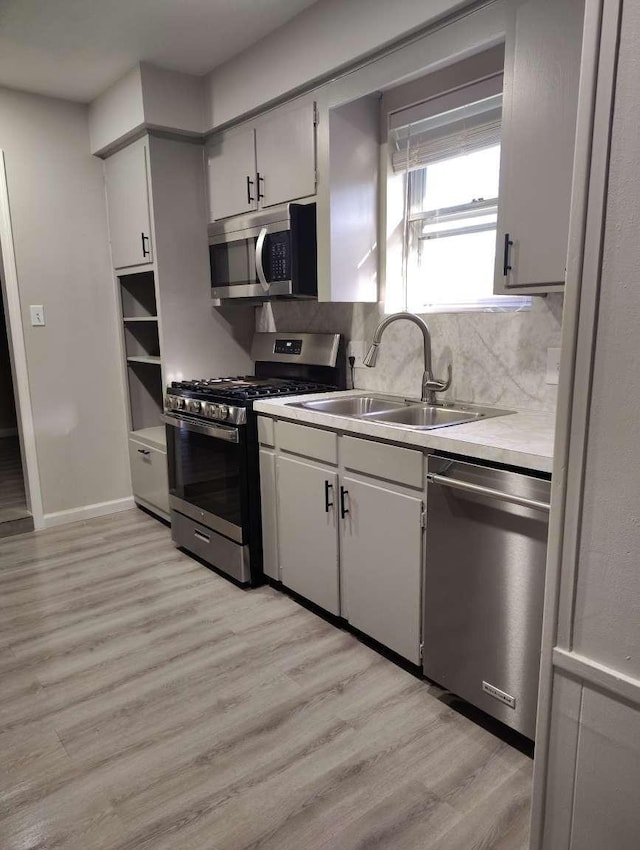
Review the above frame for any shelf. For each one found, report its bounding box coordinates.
[127,356,161,365]
[123,316,158,323]
[130,426,166,452]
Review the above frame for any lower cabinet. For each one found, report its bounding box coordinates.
[128,436,169,518]
[276,455,340,615]
[340,476,423,664]
[263,421,425,663]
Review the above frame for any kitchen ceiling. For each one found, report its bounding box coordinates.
[0,0,319,103]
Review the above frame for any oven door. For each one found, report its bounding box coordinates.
[163,414,247,544]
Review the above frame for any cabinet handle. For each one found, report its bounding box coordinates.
[246,176,255,204]
[340,486,349,519]
[257,171,265,201]
[324,480,334,512]
[137,448,150,456]
[503,232,513,276]
[141,232,150,258]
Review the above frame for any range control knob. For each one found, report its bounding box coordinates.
[204,402,218,419]
[187,399,202,414]
[164,395,174,410]
[217,404,229,421]
[175,397,187,411]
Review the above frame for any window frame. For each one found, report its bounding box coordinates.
[386,74,531,315]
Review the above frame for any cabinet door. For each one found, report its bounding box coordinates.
[105,138,153,269]
[276,455,339,614]
[128,438,169,516]
[255,100,317,208]
[340,476,423,663]
[259,449,279,581]
[206,126,257,222]
[494,0,584,293]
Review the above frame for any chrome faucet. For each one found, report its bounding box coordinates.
[363,312,452,404]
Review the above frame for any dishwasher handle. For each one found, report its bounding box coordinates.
[427,472,551,513]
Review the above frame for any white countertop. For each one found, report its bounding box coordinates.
[254,391,555,473]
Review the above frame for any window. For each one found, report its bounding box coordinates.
[387,76,530,313]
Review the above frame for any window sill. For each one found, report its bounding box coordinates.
[405,299,532,315]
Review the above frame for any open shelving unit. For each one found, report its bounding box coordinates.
[118,272,166,444]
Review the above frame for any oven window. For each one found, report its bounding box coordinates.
[171,428,242,530]
[210,238,256,287]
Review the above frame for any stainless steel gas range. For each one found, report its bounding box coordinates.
[163,332,345,586]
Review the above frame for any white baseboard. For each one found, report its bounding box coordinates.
[0,427,18,437]
[43,496,136,529]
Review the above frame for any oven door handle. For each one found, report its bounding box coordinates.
[255,226,270,293]
[162,414,240,443]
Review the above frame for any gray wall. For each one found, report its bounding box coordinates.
[538,0,640,846]
[0,86,131,517]
[257,295,563,413]
[204,0,470,129]
[0,293,17,433]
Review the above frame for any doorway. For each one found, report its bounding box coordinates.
[0,290,31,534]
[0,149,42,534]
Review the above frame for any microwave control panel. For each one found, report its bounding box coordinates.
[266,232,291,281]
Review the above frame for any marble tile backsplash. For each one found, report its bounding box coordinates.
[256,295,564,413]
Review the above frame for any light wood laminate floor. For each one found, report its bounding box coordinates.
[0,509,533,850]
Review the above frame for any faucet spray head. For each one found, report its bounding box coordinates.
[363,342,379,368]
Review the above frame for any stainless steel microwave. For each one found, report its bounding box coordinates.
[209,203,317,300]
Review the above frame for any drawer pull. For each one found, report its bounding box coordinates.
[194,530,210,544]
[137,448,151,456]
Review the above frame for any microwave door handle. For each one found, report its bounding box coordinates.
[255,227,270,292]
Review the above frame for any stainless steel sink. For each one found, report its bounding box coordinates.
[290,395,407,417]
[366,405,482,429]
[288,394,513,430]
[365,403,512,430]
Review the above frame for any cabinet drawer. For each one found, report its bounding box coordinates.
[277,420,338,464]
[257,416,275,447]
[128,438,169,515]
[341,435,423,489]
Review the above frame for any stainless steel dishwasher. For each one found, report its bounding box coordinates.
[424,455,551,739]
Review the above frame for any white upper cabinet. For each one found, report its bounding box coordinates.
[255,100,317,208]
[104,137,153,269]
[494,0,585,294]
[206,126,257,222]
[206,97,317,223]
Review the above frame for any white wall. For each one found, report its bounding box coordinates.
[204,0,470,129]
[0,86,131,518]
[140,64,205,136]
[89,65,144,156]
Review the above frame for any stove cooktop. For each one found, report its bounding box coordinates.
[165,376,335,426]
[169,376,332,401]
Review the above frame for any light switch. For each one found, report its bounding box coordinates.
[30,305,45,326]
[546,347,561,385]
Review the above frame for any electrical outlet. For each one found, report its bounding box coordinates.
[30,305,45,326]
[347,340,367,368]
[546,347,561,385]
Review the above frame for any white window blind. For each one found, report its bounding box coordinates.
[391,96,502,174]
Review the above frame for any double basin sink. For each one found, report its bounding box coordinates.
[288,394,512,431]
